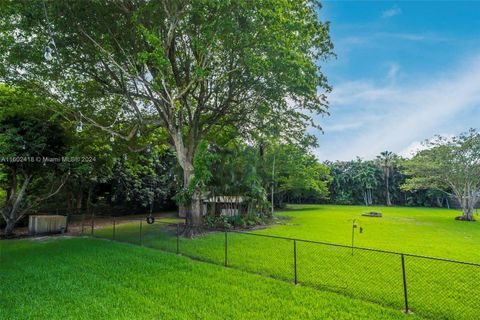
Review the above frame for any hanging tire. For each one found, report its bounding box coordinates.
[146,216,155,224]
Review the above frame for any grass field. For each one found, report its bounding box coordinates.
[269,205,480,261]
[0,237,415,320]
[91,205,480,319]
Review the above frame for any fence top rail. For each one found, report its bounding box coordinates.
[229,230,480,267]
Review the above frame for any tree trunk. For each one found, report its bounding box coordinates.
[4,217,15,237]
[190,192,202,224]
[172,131,203,234]
[66,190,73,212]
[76,191,83,211]
[179,154,203,235]
[363,191,368,206]
[462,210,474,221]
[456,195,476,221]
[4,206,21,238]
[462,197,475,221]
[2,174,32,237]
[385,176,392,206]
[436,197,443,208]
[461,206,474,221]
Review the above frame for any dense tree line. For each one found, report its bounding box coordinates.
[324,154,451,208]
[324,130,480,220]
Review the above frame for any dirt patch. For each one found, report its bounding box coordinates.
[1,212,182,239]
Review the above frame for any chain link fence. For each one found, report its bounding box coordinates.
[78,216,480,320]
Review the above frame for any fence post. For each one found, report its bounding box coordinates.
[294,239,298,285]
[139,220,143,246]
[90,213,95,236]
[112,217,116,240]
[176,224,180,254]
[401,254,410,313]
[224,229,228,267]
[81,213,85,234]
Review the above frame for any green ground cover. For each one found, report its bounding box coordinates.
[0,237,415,320]
[268,205,480,261]
[91,205,480,319]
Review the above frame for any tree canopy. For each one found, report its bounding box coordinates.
[401,130,480,221]
[0,0,333,229]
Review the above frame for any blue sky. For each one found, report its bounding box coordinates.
[314,1,480,161]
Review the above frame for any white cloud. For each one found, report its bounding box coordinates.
[399,133,456,158]
[398,141,426,158]
[382,6,402,19]
[329,81,399,105]
[386,63,400,81]
[323,122,363,132]
[380,32,424,41]
[316,55,480,161]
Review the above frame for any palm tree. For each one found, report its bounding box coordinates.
[377,151,396,206]
[354,161,380,206]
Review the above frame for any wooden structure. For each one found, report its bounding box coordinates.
[203,196,247,216]
[29,215,67,235]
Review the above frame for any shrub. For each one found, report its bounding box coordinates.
[231,215,246,228]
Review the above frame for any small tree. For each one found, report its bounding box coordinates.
[401,130,480,221]
[0,86,69,235]
[273,144,331,203]
[377,151,396,206]
[354,161,380,206]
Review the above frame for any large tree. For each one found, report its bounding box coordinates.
[401,130,480,221]
[0,0,333,230]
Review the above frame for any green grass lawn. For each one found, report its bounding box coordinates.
[0,237,415,320]
[269,205,480,262]
[91,205,480,320]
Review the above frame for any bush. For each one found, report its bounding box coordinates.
[204,214,216,228]
[335,191,353,205]
[203,211,268,229]
[231,215,246,228]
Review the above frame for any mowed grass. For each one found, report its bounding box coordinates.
[269,205,480,262]
[0,238,415,320]
[92,205,480,320]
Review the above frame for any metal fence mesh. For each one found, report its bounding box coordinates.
[142,222,178,253]
[297,241,405,310]
[83,216,480,320]
[178,229,225,265]
[406,255,480,320]
[228,233,294,282]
